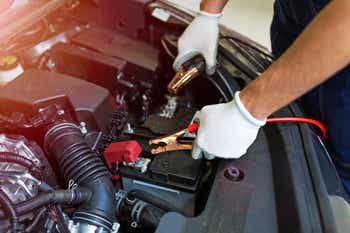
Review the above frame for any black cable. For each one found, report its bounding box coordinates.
[51,206,70,233]
[220,36,275,60]
[24,208,46,233]
[0,152,41,178]
[0,152,39,168]
[43,213,56,233]
[0,189,21,233]
[0,189,91,219]
[161,38,176,59]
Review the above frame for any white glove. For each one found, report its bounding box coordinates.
[173,11,221,75]
[192,92,266,160]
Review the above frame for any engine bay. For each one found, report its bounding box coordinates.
[0,1,340,233]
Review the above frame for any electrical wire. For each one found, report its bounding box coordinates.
[267,117,327,140]
[161,38,176,59]
[0,152,41,178]
[0,189,20,233]
[24,208,46,233]
[220,36,275,60]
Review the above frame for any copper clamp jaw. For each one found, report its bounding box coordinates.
[149,123,199,155]
[167,56,205,95]
[167,66,200,95]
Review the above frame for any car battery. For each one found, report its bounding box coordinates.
[119,150,206,217]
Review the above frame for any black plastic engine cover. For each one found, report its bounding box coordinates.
[72,26,159,75]
[0,69,114,134]
[46,43,126,94]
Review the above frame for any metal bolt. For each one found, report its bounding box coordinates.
[224,167,244,182]
[126,123,134,133]
[57,110,65,115]
[131,221,138,228]
[79,122,88,135]
[46,59,56,70]
[116,72,124,80]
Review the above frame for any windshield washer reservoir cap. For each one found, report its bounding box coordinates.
[0,55,19,71]
[0,55,24,87]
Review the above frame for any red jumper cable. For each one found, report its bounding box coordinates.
[266,117,327,140]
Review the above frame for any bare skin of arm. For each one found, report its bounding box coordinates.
[240,0,350,119]
[200,0,229,13]
[202,0,350,120]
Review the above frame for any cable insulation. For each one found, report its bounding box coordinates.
[267,117,326,140]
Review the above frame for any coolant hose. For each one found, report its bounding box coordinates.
[128,189,181,213]
[116,191,165,230]
[139,205,165,230]
[44,123,117,231]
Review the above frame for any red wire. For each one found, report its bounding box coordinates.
[188,117,326,140]
[266,117,327,140]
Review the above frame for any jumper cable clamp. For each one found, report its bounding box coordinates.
[149,122,199,154]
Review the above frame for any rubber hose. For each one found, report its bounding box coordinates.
[128,189,181,213]
[44,124,110,184]
[44,123,117,231]
[0,189,91,219]
[139,205,165,230]
[117,196,165,230]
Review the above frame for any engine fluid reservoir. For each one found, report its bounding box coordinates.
[0,55,24,87]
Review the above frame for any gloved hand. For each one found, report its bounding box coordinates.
[173,11,222,75]
[192,92,266,160]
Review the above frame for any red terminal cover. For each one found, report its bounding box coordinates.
[187,122,199,134]
[103,140,142,179]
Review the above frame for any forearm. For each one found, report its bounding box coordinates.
[240,0,350,119]
[200,0,229,13]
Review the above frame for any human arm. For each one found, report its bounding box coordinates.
[200,0,229,13]
[241,0,350,120]
[192,0,350,159]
